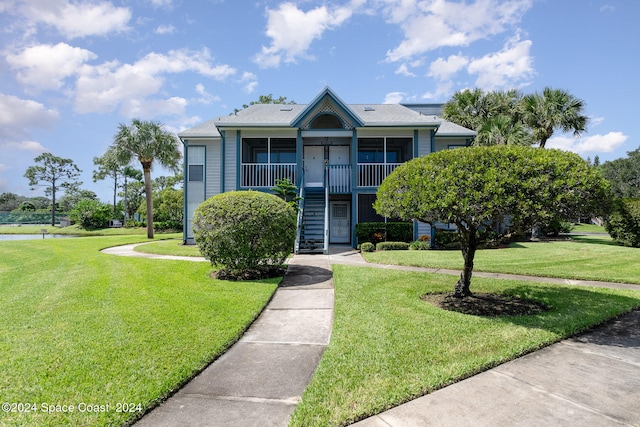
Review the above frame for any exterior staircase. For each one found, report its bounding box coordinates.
[298,188,326,253]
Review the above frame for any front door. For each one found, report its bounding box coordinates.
[303,146,324,187]
[330,201,350,243]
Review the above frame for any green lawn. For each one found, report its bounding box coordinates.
[363,235,640,284]
[134,239,204,257]
[0,224,180,237]
[0,236,278,427]
[290,265,640,426]
[572,223,607,233]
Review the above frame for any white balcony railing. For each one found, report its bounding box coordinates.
[241,163,296,188]
[357,163,401,187]
[328,164,351,193]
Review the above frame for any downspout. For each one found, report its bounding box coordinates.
[181,138,188,245]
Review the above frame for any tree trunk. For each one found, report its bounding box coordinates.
[51,178,56,227]
[143,167,154,239]
[112,171,118,216]
[453,226,477,298]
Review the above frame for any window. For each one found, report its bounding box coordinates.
[358,137,412,163]
[357,138,384,163]
[242,138,295,164]
[188,146,205,182]
[310,113,344,129]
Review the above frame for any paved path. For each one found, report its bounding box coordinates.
[101,244,640,426]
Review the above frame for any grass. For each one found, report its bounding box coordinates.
[0,236,278,427]
[572,223,607,233]
[0,224,180,237]
[290,265,640,426]
[363,235,640,284]
[133,239,204,257]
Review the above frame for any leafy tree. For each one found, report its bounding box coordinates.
[0,193,19,211]
[522,87,588,148]
[24,153,81,226]
[605,198,640,247]
[234,94,296,113]
[110,119,181,238]
[58,184,98,213]
[599,147,640,198]
[375,146,610,298]
[69,199,113,230]
[93,150,126,215]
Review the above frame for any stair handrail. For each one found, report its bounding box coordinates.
[294,171,305,254]
[324,167,329,254]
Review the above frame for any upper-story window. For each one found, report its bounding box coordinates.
[358,137,412,163]
[188,146,205,182]
[310,114,344,129]
[242,138,296,164]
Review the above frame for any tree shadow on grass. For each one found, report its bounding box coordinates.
[494,285,640,349]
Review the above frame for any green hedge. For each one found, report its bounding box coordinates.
[605,198,640,247]
[355,222,413,245]
[376,241,410,251]
[360,242,375,252]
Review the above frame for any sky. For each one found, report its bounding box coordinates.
[1,0,638,202]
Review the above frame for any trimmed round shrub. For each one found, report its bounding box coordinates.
[193,191,297,279]
[360,242,375,252]
[605,198,640,247]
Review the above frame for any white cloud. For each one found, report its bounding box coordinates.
[428,54,469,80]
[0,93,59,139]
[120,96,189,119]
[18,0,131,38]
[239,72,258,94]
[155,24,176,35]
[6,42,97,91]
[467,37,534,89]
[590,116,605,127]
[384,0,533,62]
[193,83,221,104]
[547,132,628,154]
[395,64,416,77]
[1,140,47,153]
[253,2,354,68]
[74,48,236,116]
[383,92,406,104]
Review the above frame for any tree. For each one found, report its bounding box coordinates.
[0,193,19,211]
[443,89,531,146]
[24,153,82,226]
[234,94,296,113]
[599,147,640,198]
[522,87,588,148]
[110,119,181,238]
[58,184,98,212]
[93,150,126,215]
[374,146,610,298]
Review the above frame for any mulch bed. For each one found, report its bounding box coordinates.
[421,292,549,317]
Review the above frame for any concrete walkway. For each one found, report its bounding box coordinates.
[102,244,640,426]
[133,250,336,427]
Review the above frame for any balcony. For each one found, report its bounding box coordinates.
[241,163,296,187]
[357,163,401,187]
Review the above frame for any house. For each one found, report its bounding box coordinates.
[178,87,475,252]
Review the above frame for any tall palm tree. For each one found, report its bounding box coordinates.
[522,87,588,148]
[110,119,181,238]
[475,115,533,146]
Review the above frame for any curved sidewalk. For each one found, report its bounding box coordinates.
[103,244,640,426]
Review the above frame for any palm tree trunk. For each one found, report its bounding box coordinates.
[51,178,56,227]
[143,168,154,239]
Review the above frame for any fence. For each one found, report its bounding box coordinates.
[0,212,68,225]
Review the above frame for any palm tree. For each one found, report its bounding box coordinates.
[522,87,588,148]
[110,119,181,238]
[475,115,533,146]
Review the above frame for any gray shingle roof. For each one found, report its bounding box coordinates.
[178,99,475,138]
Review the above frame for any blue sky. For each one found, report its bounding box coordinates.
[1,0,637,202]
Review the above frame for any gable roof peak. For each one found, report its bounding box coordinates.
[291,86,364,128]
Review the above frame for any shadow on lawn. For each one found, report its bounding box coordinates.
[495,285,640,348]
[570,234,620,246]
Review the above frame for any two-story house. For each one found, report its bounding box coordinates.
[178,87,475,252]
